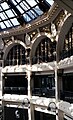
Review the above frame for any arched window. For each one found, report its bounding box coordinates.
[4,44,26,66]
[60,23,73,60]
[32,37,56,64]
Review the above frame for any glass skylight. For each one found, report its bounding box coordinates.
[0,0,54,31]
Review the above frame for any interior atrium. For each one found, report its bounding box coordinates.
[0,0,73,120]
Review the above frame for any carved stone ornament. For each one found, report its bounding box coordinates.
[51,23,57,37]
[25,33,31,46]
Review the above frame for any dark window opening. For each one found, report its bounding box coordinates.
[60,24,73,60]
[3,75,28,95]
[60,73,73,103]
[34,110,56,120]
[32,74,55,98]
[4,106,28,120]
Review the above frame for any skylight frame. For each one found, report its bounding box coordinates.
[0,0,54,31]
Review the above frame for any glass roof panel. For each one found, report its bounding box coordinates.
[11,0,17,5]
[26,0,37,7]
[0,22,6,29]
[16,5,24,14]
[23,13,32,22]
[27,10,37,19]
[10,18,20,26]
[12,9,17,16]
[0,12,8,20]
[26,10,36,20]
[5,10,15,18]
[33,6,43,15]
[21,1,30,10]
[1,2,9,10]
[4,20,13,27]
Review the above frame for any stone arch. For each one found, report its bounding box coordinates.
[30,32,53,63]
[57,15,73,61]
[3,40,26,61]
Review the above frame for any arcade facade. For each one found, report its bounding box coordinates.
[0,1,73,120]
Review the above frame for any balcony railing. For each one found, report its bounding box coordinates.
[32,88,55,98]
[3,87,27,95]
[60,90,73,103]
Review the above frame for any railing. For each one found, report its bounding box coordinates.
[60,48,73,60]
[3,87,27,95]
[32,88,55,98]
[60,91,73,103]
[32,55,56,64]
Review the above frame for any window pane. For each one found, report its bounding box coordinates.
[23,14,31,22]
[46,0,54,5]
[23,1,30,10]
[5,10,15,18]
[12,9,17,16]
[20,2,28,11]
[0,12,8,20]
[27,10,36,19]
[26,0,37,7]
[11,0,17,5]
[10,18,19,26]
[33,6,43,15]
[1,2,9,10]
[16,5,24,14]
[0,22,6,29]
[4,20,13,27]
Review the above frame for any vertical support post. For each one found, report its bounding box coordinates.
[58,110,64,120]
[55,61,58,120]
[27,65,31,98]
[55,61,58,101]
[31,104,35,120]
[27,65,31,120]
[0,65,2,104]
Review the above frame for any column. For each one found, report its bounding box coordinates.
[27,65,31,120]
[55,61,58,101]
[58,109,64,120]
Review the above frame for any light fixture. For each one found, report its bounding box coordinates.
[47,102,57,112]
